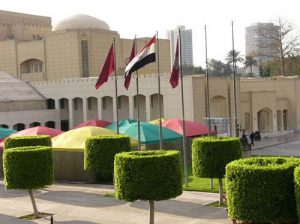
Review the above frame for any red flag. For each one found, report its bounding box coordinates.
[95,43,115,89]
[170,39,179,88]
[124,40,136,90]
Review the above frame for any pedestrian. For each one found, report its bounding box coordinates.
[250,131,255,146]
[242,131,246,140]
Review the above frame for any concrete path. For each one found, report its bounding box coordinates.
[248,131,300,157]
[252,131,300,150]
[0,181,230,224]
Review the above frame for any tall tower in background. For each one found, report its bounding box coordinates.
[245,23,280,75]
[167,25,193,67]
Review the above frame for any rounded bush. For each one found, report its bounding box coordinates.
[3,146,53,189]
[84,135,131,179]
[4,135,52,149]
[192,137,241,178]
[114,150,182,201]
[226,157,300,223]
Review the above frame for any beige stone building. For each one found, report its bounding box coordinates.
[0,10,299,137]
[0,10,170,82]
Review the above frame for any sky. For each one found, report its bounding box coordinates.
[1,0,300,67]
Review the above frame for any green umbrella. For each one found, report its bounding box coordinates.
[122,122,182,144]
[106,119,137,132]
[0,127,16,139]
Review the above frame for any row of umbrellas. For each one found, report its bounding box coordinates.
[0,118,214,149]
[76,118,214,137]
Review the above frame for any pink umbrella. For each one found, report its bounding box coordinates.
[162,119,216,138]
[73,119,111,129]
[9,126,63,138]
[0,126,63,148]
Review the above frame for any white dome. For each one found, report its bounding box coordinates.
[53,14,110,31]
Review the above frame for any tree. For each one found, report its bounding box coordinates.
[208,59,232,76]
[181,65,205,75]
[115,150,182,224]
[3,146,53,218]
[192,137,242,205]
[257,17,300,75]
[244,55,257,75]
[225,50,244,65]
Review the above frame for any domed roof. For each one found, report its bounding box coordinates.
[53,14,110,31]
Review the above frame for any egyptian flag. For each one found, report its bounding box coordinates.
[124,36,156,78]
[124,40,136,90]
[170,39,179,88]
[95,43,114,89]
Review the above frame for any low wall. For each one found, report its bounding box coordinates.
[1,148,96,182]
[53,149,95,183]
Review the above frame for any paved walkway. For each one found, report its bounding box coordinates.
[252,131,300,150]
[0,181,230,224]
[245,131,300,157]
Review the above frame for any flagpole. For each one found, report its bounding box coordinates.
[135,36,141,151]
[231,21,238,137]
[113,38,119,134]
[205,25,214,190]
[178,29,188,187]
[205,25,211,136]
[156,32,163,150]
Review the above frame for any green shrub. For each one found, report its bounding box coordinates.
[84,135,131,180]
[114,150,182,201]
[192,137,241,178]
[3,146,53,189]
[294,166,300,218]
[226,157,300,223]
[4,135,52,149]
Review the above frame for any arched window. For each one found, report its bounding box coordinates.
[46,99,55,109]
[20,59,43,74]
[29,122,41,128]
[45,121,55,128]
[13,123,25,131]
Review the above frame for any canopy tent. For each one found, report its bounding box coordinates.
[0,126,63,148]
[0,127,16,139]
[122,122,182,144]
[9,126,63,138]
[106,119,137,132]
[52,126,136,149]
[73,119,111,129]
[162,119,215,137]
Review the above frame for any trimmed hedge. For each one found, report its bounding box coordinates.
[294,166,300,218]
[114,150,182,202]
[84,135,131,180]
[192,137,241,178]
[3,146,53,189]
[226,157,300,223]
[4,135,52,149]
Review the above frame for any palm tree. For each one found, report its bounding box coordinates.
[225,50,244,65]
[244,55,257,75]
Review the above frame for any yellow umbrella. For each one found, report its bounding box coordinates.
[52,126,136,151]
[148,118,166,125]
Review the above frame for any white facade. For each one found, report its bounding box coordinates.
[29,74,196,130]
[167,25,193,67]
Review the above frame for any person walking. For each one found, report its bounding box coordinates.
[250,131,255,146]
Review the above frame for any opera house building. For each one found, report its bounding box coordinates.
[0,10,299,137]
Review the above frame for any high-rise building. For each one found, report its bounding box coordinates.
[245,23,280,75]
[167,25,193,67]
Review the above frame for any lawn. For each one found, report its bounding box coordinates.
[182,163,222,193]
